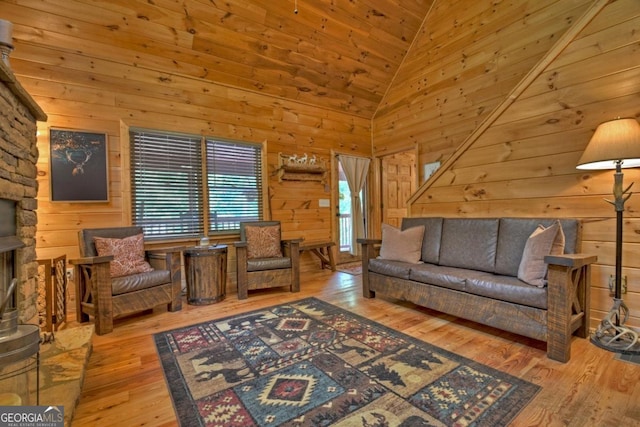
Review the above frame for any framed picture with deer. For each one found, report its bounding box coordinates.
[49,128,109,202]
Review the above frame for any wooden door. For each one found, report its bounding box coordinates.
[382,151,416,227]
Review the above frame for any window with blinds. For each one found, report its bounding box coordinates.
[206,138,263,232]
[130,129,263,239]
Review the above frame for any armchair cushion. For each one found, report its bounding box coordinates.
[112,269,172,295]
[245,224,283,259]
[247,257,292,272]
[93,233,153,278]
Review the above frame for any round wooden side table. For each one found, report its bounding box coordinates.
[184,245,227,305]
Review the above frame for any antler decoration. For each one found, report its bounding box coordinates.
[51,130,103,177]
[605,171,633,212]
[66,150,93,176]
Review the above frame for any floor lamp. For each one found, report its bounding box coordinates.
[577,117,640,354]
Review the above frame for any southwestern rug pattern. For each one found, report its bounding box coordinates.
[154,298,540,426]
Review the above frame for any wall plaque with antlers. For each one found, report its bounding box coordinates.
[49,128,109,202]
[277,152,327,183]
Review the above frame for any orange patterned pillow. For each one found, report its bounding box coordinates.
[245,225,283,259]
[93,233,153,278]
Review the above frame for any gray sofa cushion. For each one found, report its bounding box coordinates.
[408,264,468,291]
[439,218,499,273]
[369,258,411,279]
[371,258,548,309]
[465,273,548,309]
[402,217,443,264]
[495,218,580,277]
[112,269,171,295]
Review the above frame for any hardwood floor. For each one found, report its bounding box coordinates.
[71,269,640,426]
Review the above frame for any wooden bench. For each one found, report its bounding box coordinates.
[299,241,336,271]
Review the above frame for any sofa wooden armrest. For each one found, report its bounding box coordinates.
[70,255,114,265]
[546,253,597,362]
[69,256,114,334]
[145,246,185,274]
[146,246,185,256]
[357,238,381,298]
[282,238,302,257]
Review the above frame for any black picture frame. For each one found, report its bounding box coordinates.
[49,128,109,202]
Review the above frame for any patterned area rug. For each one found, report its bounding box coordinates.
[154,298,540,426]
[336,262,362,275]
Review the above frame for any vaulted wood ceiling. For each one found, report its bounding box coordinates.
[13,0,435,119]
[173,0,435,118]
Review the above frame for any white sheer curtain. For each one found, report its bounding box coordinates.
[338,154,370,255]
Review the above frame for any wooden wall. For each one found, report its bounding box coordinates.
[5,0,640,328]
[2,2,371,275]
[373,0,640,328]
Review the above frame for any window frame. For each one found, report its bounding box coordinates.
[127,127,267,241]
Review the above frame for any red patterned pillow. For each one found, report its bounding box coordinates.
[245,224,283,259]
[93,233,153,278]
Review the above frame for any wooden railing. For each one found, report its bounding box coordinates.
[339,213,351,251]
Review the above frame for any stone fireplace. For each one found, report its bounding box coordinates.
[1,39,93,426]
[0,60,47,325]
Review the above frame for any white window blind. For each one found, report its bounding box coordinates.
[206,138,263,232]
[130,130,204,239]
[130,129,264,239]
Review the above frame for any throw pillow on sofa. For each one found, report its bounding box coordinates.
[517,220,565,287]
[93,233,154,278]
[378,223,425,263]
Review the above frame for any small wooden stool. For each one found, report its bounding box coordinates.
[299,241,336,271]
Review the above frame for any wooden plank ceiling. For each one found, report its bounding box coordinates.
[14,0,434,119]
[185,0,434,118]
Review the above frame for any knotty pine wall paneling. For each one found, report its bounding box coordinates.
[2,1,372,279]
[374,0,640,328]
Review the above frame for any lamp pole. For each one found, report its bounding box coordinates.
[610,161,628,322]
[591,160,638,352]
[578,118,640,353]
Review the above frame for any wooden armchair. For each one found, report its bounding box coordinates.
[234,221,301,299]
[70,226,182,335]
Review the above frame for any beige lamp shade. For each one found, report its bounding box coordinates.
[576,118,640,170]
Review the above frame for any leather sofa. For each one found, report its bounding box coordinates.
[358,217,596,362]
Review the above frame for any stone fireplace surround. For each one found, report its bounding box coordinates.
[1,58,92,425]
[0,62,44,325]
